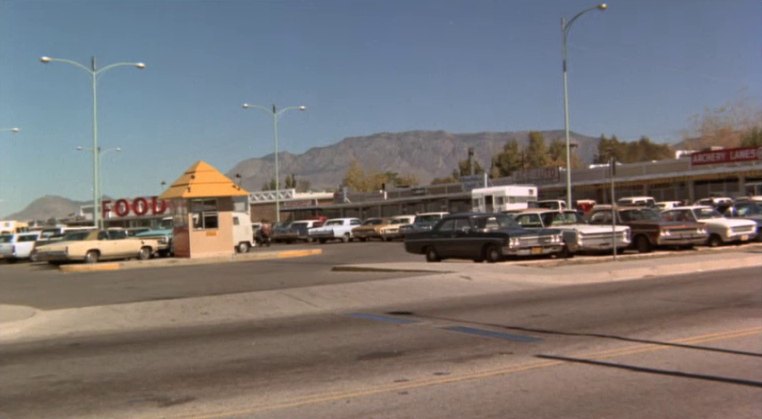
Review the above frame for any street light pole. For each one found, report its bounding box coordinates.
[562,3,607,209]
[241,103,307,223]
[41,56,145,229]
[76,145,121,215]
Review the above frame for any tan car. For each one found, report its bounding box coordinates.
[34,229,160,264]
[351,218,390,241]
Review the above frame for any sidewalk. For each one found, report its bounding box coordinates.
[1,247,760,343]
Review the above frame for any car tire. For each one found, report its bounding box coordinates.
[84,250,99,264]
[707,234,723,247]
[342,233,351,243]
[425,247,440,262]
[29,250,39,263]
[319,238,326,244]
[484,245,502,263]
[237,242,250,253]
[138,246,152,260]
[634,235,652,253]
[560,245,574,259]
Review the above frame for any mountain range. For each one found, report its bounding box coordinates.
[227,130,598,192]
[6,130,598,221]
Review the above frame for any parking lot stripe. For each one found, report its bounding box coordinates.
[346,312,420,325]
[443,325,542,343]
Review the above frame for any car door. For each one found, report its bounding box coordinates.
[450,217,477,258]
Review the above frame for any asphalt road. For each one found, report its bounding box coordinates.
[1,267,759,418]
[0,241,423,309]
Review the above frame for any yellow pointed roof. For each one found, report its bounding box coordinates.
[159,161,249,199]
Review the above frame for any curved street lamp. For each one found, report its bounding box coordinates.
[562,3,607,209]
[41,56,145,229]
[241,103,307,223]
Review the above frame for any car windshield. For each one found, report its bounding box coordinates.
[620,208,660,222]
[736,203,762,216]
[661,210,695,222]
[0,235,12,243]
[416,214,442,223]
[692,207,723,220]
[474,214,521,230]
[325,220,343,226]
[544,211,583,226]
[390,218,411,225]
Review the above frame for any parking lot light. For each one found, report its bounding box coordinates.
[40,55,145,229]
[241,103,307,223]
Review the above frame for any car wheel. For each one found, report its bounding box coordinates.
[484,245,502,263]
[634,236,652,253]
[138,246,152,260]
[425,247,440,262]
[237,242,250,253]
[319,238,326,244]
[560,245,574,259]
[84,250,99,264]
[342,233,351,243]
[29,250,39,263]
[707,234,723,247]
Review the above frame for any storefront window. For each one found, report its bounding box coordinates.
[190,199,219,230]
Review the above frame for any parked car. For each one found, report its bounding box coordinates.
[660,206,757,247]
[352,218,390,242]
[616,196,656,208]
[655,201,682,210]
[33,230,160,264]
[512,209,630,256]
[399,212,449,238]
[731,200,762,241]
[533,200,567,210]
[588,205,707,252]
[135,228,173,257]
[404,212,564,263]
[272,219,322,243]
[308,218,362,243]
[695,197,735,215]
[0,231,42,262]
[379,215,416,241]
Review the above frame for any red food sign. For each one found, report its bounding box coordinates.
[102,196,169,219]
[690,147,762,166]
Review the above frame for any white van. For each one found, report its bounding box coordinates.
[232,212,255,253]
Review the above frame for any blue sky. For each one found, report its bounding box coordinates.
[0,0,760,217]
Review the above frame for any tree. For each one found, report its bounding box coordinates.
[261,178,276,191]
[683,96,762,149]
[525,131,549,168]
[741,126,762,147]
[342,161,419,192]
[490,139,522,178]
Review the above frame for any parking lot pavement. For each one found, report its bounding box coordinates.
[1,244,760,342]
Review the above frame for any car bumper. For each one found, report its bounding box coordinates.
[503,244,564,256]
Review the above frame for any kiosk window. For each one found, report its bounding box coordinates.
[191,199,219,230]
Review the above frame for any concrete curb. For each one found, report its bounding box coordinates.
[56,248,323,272]
[2,248,760,343]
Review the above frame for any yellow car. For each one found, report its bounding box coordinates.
[351,218,390,242]
[34,229,160,264]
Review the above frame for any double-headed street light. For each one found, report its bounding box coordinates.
[562,3,607,209]
[41,56,145,229]
[241,103,307,223]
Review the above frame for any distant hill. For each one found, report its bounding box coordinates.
[228,130,598,191]
[3,195,88,222]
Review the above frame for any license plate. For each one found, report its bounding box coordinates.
[531,247,543,255]
[741,235,749,241]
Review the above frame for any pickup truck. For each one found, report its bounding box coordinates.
[34,230,160,264]
[0,231,41,261]
[308,218,362,243]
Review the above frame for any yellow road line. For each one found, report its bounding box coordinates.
[183,325,762,419]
